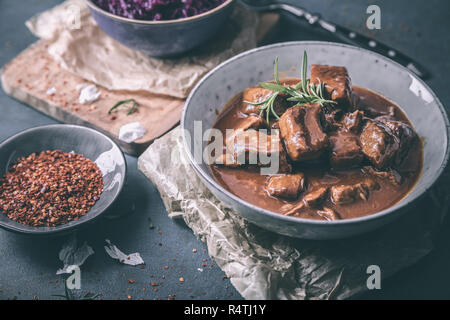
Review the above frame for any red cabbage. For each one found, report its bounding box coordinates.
[92,0,228,21]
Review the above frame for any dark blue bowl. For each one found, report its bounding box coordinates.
[0,125,127,235]
[85,0,235,58]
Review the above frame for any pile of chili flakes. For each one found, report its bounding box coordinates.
[0,150,103,226]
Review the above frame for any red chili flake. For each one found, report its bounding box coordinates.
[150,282,159,286]
[164,265,168,270]
[0,150,103,226]
[128,279,135,284]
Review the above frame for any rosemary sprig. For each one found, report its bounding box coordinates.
[243,57,282,124]
[108,99,138,115]
[243,51,336,124]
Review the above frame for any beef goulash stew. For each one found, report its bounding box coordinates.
[209,52,423,221]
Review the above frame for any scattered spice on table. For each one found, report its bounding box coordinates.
[0,150,103,226]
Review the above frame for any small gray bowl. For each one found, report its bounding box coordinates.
[0,124,126,235]
[181,41,450,240]
[85,0,235,58]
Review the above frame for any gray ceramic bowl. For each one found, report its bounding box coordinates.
[0,124,126,235]
[182,41,450,240]
[85,0,235,58]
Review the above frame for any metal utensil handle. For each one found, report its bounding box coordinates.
[271,3,430,79]
[331,24,429,79]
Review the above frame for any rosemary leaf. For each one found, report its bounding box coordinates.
[258,82,287,93]
[243,97,270,106]
[108,99,138,115]
[301,51,308,94]
[274,57,281,85]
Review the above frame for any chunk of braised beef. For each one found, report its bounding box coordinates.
[220,115,266,154]
[362,166,402,186]
[272,94,293,118]
[216,126,292,173]
[360,104,396,119]
[323,108,343,132]
[271,120,280,130]
[236,115,266,132]
[317,207,341,221]
[329,129,364,168]
[265,173,305,200]
[281,186,329,216]
[303,187,329,207]
[310,65,352,109]
[213,115,266,167]
[278,142,293,174]
[279,104,328,162]
[241,87,271,115]
[376,119,418,166]
[359,120,400,169]
[341,110,364,133]
[330,178,379,205]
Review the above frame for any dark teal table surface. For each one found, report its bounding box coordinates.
[0,0,449,300]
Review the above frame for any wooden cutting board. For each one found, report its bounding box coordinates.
[1,14,279,156]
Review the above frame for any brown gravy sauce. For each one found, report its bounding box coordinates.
[209,83,423,220]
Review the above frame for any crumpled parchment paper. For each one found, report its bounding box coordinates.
[138,127,449,300]
[25,0,258,99]
[104,239,145,266]
[56,234,94,275]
